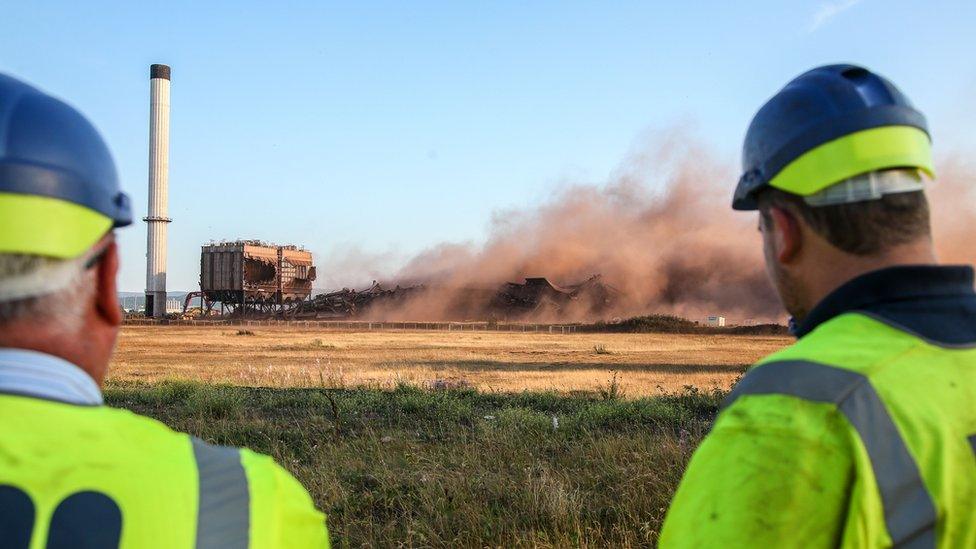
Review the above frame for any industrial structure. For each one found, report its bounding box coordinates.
[144,64,171,317]
[184,241,316,316]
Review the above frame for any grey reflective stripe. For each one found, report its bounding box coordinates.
[192,437,250,549]
[724,360,937,548]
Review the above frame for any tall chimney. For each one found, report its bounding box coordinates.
[145,64,171,318]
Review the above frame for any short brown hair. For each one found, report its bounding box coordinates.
[756,188,931,255]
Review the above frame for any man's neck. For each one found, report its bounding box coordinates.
[0,321,109,387]
[799,238,938,322]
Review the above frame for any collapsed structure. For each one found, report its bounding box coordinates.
[184,241,316,315]
[309,282,427,318]
[299,274,619,320]
[490,275,618,317]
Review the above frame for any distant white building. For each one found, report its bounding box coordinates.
[117,295,185,314]
[706,315,726,327]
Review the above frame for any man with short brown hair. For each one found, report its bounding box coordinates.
[660,65,976,547]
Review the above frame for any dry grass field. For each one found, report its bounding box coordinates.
[110,325,790,396]
[106,325,792,546]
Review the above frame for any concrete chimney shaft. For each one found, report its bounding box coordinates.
[145,64,171,318]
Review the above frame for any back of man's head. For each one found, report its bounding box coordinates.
[0,238,123,383]
[756,169,932,256]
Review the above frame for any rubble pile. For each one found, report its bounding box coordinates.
[307,281,427,318]
[301,274,619,320]
[489,275,618,317]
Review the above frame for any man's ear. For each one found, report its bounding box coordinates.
[769,206,802,264]
[95,240,123,326]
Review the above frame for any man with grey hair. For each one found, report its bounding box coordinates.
[0,72,329,547]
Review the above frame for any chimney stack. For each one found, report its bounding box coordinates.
[145,64,171,318]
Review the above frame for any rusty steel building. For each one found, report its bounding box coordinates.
[194,240,316,316]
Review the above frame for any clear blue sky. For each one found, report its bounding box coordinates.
[1,1,973,291]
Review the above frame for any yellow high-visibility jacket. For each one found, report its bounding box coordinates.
[0,393,330,548]
[661,266,976,548]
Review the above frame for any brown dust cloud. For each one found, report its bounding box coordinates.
[320,132,976,324]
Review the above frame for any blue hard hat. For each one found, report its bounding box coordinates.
[0,72,131,258]
[732,64,934,210]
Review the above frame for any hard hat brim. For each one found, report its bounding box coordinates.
[732,125,935,210]
[769,126,935,196]
[0,192,113,258]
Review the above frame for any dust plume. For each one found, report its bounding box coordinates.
[321,133,976,324]
[929,155,976,264]
[313,246,402,291]
[379,130,782,322]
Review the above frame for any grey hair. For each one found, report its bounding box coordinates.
[0,253,95,328]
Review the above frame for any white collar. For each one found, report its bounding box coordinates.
[0,348,103,405]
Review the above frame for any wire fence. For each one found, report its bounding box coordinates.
[122,318,581,334]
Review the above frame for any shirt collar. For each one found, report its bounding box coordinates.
[793,265,976,338]
[0,348,103,405]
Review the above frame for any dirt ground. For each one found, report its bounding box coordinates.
[110,325,791,396]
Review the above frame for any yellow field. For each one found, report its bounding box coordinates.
[110,325,790,396]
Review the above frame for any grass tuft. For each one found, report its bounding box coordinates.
[598,370,625,401]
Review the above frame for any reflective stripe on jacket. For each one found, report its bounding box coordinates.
[660,266,976,548]
[0,394,330,548]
